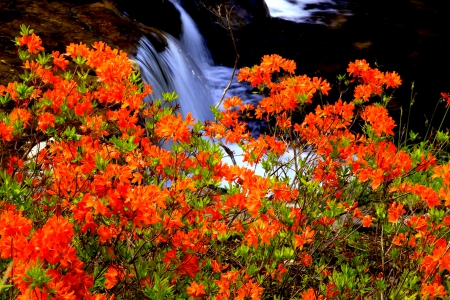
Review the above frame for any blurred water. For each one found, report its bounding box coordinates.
[171,0,261,107]
[134,0,261,125]
[134,35,215,122]
[265,0,339,23]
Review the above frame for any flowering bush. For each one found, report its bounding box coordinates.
[1,25,450,299]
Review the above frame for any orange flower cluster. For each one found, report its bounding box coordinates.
[0,212,94,299]
[360,104,396,136]
[2,28,450,299]
[347,59,401,101]
[238,54,330,120]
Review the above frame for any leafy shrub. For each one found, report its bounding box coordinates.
[1,25,450,300]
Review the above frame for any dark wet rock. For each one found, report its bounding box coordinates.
[109,0,182,38]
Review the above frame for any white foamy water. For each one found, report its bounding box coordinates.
[265,0,338,23]
[133,0,326,185]
[171,0,261,107]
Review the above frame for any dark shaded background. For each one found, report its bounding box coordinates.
[188,0,450,137]
[1,0,449,137]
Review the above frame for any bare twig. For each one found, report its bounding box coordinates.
[202,4,240,111]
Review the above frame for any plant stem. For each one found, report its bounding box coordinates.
[405,82,414,146]
[431,105,450,146]
[398,107,402,149]
[424,98,441,141]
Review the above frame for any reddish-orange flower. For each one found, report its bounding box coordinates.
[36,112,55,132]
[176,254,200,278]
[18,33,44,53]
[104,265,123,290]
[9,108,32,127]
[186,281,206,298]
[301,288,323,300]
[360,104,396,136]
[223,95,243,109]
[301,253,313,267]
[0,122,14,142]
[388,202,406,223]
[347,59,370,77]
[392,233,406,246]
[294,226,315,249]
[155,112,195,143]
[362,215,373,228]
[211,260,229,273]
[441,92,450,107]
[66,42,90,58]
[420,283,447,300]
[383,71,402,88]
[52,51,69,71]
[260,54,296,74]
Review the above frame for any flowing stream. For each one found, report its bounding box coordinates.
[133,0,262,123]
[133,0,325,178]
[134,35,214,122]
[265,0,337,23]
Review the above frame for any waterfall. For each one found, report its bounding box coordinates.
[171,0,262,105]
[134,35,214,122]
[132,0,215,122]
[264,0,344,24]
[170,0,213,68]
[133,0,262,124]
[131,0,312,181]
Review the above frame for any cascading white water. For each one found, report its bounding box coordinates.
[134,35,214,122]
[134,0,261,125]
[132,0,319,180]
[265,0,337,23]
[170,0,213,68]
[171,0,262,107]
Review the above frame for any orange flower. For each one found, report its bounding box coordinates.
[392,233,406,246]
[211,260,229,273]
[186,281,206,298]
[432,163,450,186]
[420,283,447,300]
[9,108,32,127]
[383,71,402,88]
[36,112,55,132]
[52,51,69,71]
[362,215,373,227]
[294,226,315,250]
[302,254,313,267]
[353,84,373,101]
[388,202,406,223]
[360,104,396,136]
[0,122,14,142]
[223,96,243,109]
[301,288,324,300]
[444,216,450,227]
[441,92,450,107]
[155,112,195,143]
[66,42,90,58]
[18,33,44,53]
[347,59,370,77]
[176,254,200,279]
[260,54,296,74]
[104,265,123,289]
